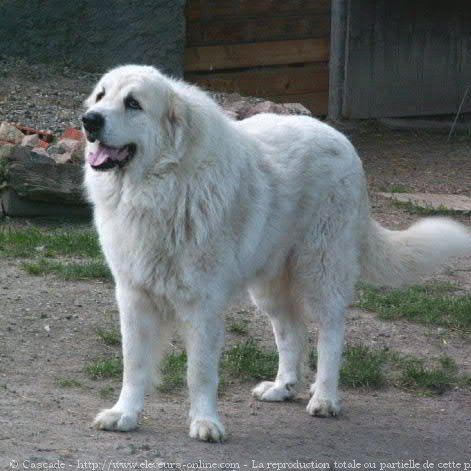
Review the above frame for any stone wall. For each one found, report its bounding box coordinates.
[0,0,185,76]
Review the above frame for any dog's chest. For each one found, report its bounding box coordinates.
[97,209,193,298]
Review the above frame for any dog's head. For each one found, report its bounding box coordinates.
[82,65,190,173]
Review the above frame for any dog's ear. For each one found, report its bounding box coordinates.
[165,93,189,157]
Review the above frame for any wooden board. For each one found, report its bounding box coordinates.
[185,38,330,72]
[186,64,329,97]
[185,0,331,116]
[187,14,330,46]
[343,0,471,118]
[187,0,331,21]
[328,0,348,120]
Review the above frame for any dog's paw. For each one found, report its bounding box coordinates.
[93,408,139,432]
[189,418,225,443]
[252,381,296,402]
[306,396,341,417]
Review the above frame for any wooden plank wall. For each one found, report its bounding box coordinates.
[185,0,331,115]
[343,0,471,118]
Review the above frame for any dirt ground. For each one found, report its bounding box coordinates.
[1,62,471,467]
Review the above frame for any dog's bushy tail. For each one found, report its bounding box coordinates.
[360,217,471,287]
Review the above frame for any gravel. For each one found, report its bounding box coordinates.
[0,56,99,134]
[0,56,307,137]
[0,57,249,136]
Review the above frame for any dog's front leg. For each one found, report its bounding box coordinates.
[94,284,160,432]
[179,306,225,442]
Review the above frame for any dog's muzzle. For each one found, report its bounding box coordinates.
[82,112,104,142]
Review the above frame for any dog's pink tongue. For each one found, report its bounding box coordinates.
[87,143,129,166]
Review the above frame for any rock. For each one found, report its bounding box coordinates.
[5,147,87,208]
[247,101,312,118]
[280,102,312,116]
[59,138,85,160]
[0,143,16,161]
[247,100,287,117]
[31,146,53,162]
[47,145,66,155]
[221,92,245,104]
[62,128,84,141]
[21,133,40,147]
[51,152,73,164]
[0,143,15,184]
[219,96,312,120]
[0,121,24,144]
[48,138,85,162]
[37,139,50,149]
[222,100,254,120]
[222,110,239,120]
[14,125,54,143]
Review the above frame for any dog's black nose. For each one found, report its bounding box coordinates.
[82,112,105,134]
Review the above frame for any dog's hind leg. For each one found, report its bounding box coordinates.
[306,300,347,417]
[178,304,226,442]
[94,284,162,432]
[250,277,305,402]
[301,230,359,417]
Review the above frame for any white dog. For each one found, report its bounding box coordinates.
[82,65,471,442]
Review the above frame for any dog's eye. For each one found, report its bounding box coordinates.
[125,96,142,110]
[96,90,105,102]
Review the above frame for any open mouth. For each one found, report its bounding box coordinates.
[87,142,137,171]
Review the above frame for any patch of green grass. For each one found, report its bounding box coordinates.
[84,336,469,397]
[397,356,458,395]
[23,258,112,281]
[157,339,278,392]
[0,224,111,280]
[98,386,115,399]
[438,354,459,373]
[0,226,100,258]
[97,326,121,346]
[356,283,471,332]
[226,320,249,335]
[310,344,387,389]
[0,224,111,281]
[383,352,460,395]
[310,343,465,395]
[157,351,188,393]
[380,183,410,193]
[222,338,278,380]
[340,344,387,389]
[461,374,471,387]
[56,378,82,388]
[392,200,464,216]
[85,356,122,379]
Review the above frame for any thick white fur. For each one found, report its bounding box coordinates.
[84,65,471,441]
[361,218,471,287]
